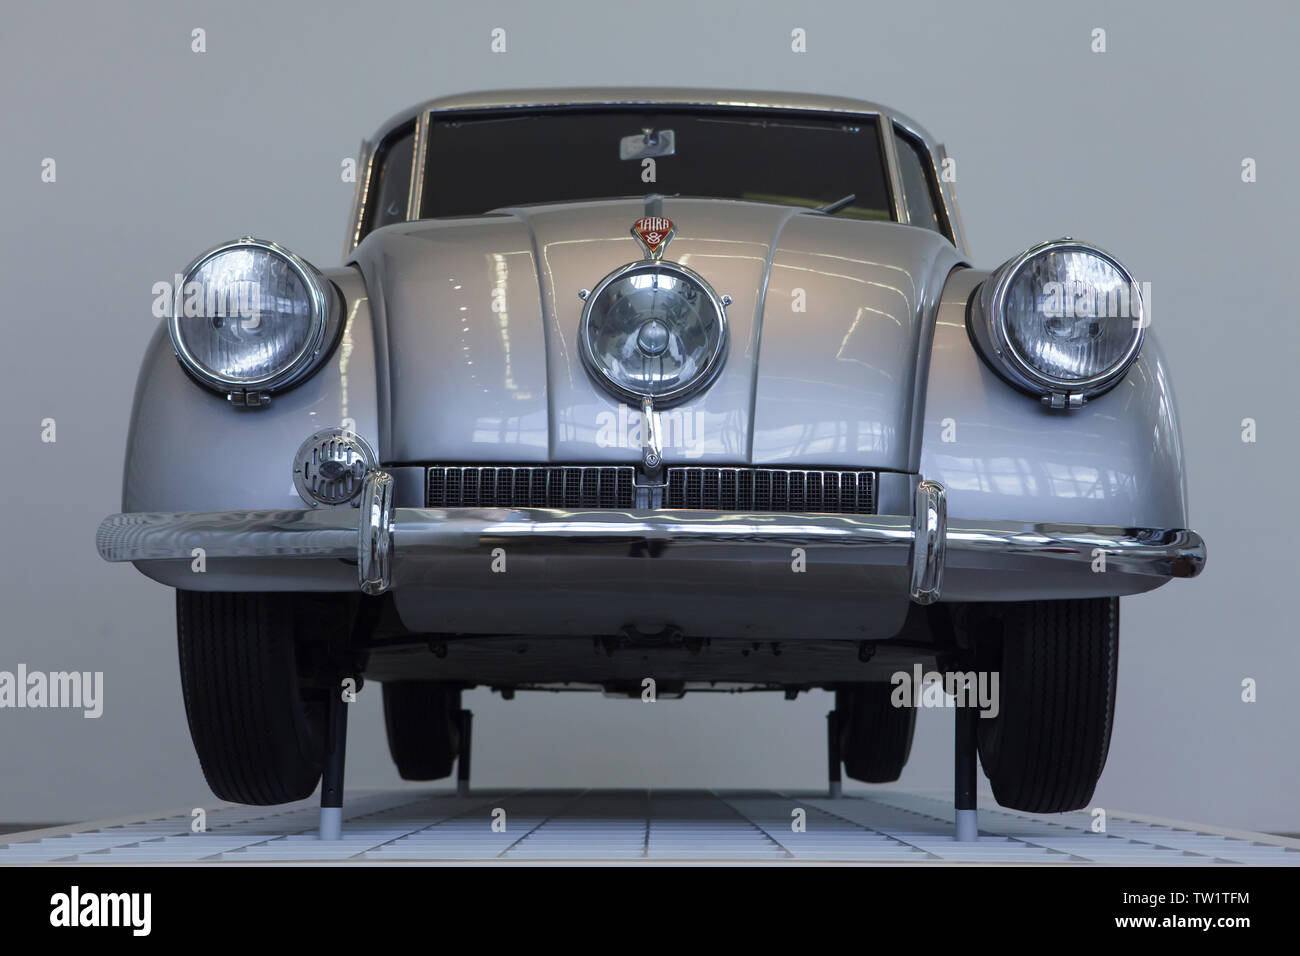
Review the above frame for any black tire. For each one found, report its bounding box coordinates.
[382,682,462,781]
[836,683,916,783]
[176,591,329,805]
[975,597,1119,813]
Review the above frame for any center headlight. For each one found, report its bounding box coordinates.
[972,239,1145,405]
[579,262,728,405]
[169,238,338,400]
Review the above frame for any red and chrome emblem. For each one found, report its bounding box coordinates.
[631,216,675,259]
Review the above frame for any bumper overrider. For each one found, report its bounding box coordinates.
[96,472,1206,605]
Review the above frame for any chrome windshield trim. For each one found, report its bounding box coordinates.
[405,110,430,223]
[346,137,376,259]
[893,116,967,255]
[369,88,926,142]
[934,142,969,257]
[878,118,909,227]
[351,88,964,255]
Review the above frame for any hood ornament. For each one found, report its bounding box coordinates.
[631,216,675,260]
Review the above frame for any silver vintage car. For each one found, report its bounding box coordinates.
[98,88,1205,815]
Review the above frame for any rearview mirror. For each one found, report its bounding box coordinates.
[620,128,676,160]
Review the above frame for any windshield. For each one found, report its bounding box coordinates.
[417,109,894,221]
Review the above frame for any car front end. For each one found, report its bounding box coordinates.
[96,89,1205,813]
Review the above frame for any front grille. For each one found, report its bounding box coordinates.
[665,467,876,514]
[423,465,876,514]
[425,465,636,509]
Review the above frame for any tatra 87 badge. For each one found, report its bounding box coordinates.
[632,216,675,259]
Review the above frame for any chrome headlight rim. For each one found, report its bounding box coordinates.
[168,237,337,395]
[976,238,1146,400]
[578,259,730,407]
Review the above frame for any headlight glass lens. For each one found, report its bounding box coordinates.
[1001,248,1141,385]
[174,244,320,387]
[582,265,726,402]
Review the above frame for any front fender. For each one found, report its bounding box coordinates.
[119,266,379,590]
[919,268,1189,532]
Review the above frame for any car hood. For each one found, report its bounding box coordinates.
[349,197,964,471]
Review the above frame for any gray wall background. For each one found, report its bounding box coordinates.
[2,0,1296,829]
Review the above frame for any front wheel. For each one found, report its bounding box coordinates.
[177,591,339,805]
[971,597,1119,813]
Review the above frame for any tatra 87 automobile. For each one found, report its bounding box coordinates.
[98,88,1205,813]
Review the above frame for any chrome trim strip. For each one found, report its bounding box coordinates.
[98,501,1207,595]
[641,397,663,474]
[879,119,909,226]
[934,142,969,258]
[369,88,937,142]
[892,117,968,256]
[909,479,946,603]
[347,137,376,257]
[95,509,358,561]
[406,111,430,223]
[358,469,394,595]
[390,509,915,552]
[944,525,1205,579]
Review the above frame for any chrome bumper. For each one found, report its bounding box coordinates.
[96,472,1206,604]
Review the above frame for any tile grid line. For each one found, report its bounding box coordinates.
[5,790,1297,864]
[497,789,593,858]
[707,789,795,859]
[43,801,337,863]
[863,794,1083,859]
[642,789,651,860]
[204,793,452,861]
[868,793,1218,864]
[355,790,534,860]
[788,793,944,860]
[715,793,851,859]
[847,792,1084,861]
[45,798,344,863]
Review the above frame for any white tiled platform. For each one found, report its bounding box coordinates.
[3,790,1297,864]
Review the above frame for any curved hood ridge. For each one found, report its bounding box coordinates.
[350,198,964,470]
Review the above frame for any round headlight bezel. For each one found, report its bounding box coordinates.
[578,260,730,407]
[168,237,338,396]
[973,238,1146,402]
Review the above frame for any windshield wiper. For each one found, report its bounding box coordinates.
[814,193,856,215]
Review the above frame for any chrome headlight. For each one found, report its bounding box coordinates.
[972,239,1145,406]
[579,261,728,406]
[169,238,339,401]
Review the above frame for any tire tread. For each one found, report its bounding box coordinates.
[177,591,324,805]
[977,597,1118,813]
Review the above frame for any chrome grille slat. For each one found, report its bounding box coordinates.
[425,466,876,514]
[426,466,638,510]
[664,467,876,514]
